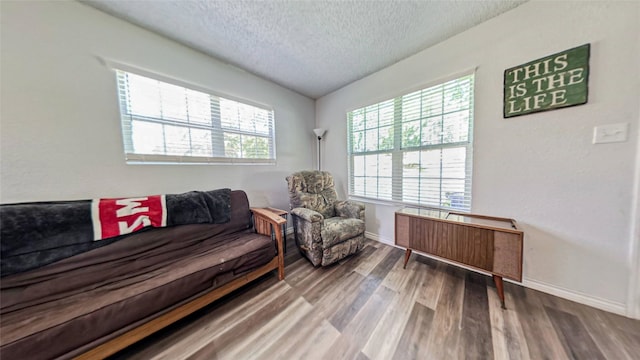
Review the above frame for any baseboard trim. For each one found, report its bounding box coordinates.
[522,278,627,316]
[365,231,392,244]
[364,231,628,316]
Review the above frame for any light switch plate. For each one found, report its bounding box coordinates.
[593,123,629,144]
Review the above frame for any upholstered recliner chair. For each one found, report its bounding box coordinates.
[286,170,365,266]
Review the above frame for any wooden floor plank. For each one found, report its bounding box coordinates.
[301,245,375,303]
[488,284,530,360]
[459,272,494,359]
[108,240,640,360]
[217,297,313,359]
[321,285,397,360]
[414,258,445,310]
[544,306,606,360]
[510,286,570,360]
[308,270,367,321]
[329,248,402,331]
[535,290,634,359]
[605,311,640,336]
[281,256,315,287]
[276,318,341,360]
[576,305,638,360]
[112,275,286,360]
[183,341,219,360]
[362,258,429,360]
[353,243,393,276]
[165,280,298,359]
[421,266,465,360]
[392,302,435,360]
[256,306,340,360]
[380,254,413,291]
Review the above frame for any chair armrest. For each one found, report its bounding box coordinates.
[335,200,365,220]
[290,207,323,266]
[290,207,323,223]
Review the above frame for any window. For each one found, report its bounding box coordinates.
[348,73,474,211]
[116,70,275,164]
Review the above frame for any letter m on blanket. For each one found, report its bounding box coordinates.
[92,196,167,240]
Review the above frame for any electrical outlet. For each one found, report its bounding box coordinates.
[593,123,628,144]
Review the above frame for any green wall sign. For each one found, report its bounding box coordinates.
[504,44,590,118]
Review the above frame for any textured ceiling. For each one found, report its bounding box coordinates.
[82,0,528,99]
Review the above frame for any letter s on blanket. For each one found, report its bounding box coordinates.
[92,196,167,241]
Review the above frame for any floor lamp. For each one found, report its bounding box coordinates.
[313,128,326,170]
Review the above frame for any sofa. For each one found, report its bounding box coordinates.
[0,189,285,360]
[286,171,365,266]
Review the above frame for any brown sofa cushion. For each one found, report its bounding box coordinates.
[0,226,274,360]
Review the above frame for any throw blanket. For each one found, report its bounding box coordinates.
[0,189,231,277]
[92,195,167,240]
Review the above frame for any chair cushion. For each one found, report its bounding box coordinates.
[321,217,365,248]
[321,235,365,266]
[286,171,337,219]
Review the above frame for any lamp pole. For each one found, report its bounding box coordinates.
[313,128,326,171]
[316,136,322,170]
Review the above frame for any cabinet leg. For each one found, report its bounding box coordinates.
[403,249,412,269]
[493,275,506,309]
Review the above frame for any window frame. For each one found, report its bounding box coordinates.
[110,62,276,165]
[347,71,475,212]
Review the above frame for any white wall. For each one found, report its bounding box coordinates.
[317,0,640,316]
[0,0,315,211]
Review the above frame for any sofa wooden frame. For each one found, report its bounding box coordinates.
[74,207,286,360]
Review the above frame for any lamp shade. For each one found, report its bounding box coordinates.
[313,128,326,137]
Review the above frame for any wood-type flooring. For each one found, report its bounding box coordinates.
[110,239,640,360]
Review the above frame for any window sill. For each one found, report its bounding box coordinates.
[348,195,470,213]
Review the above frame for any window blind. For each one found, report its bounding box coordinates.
[116,70,275,164]
[348,73,474,211]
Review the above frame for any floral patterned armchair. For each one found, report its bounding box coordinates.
[286,171,365,266]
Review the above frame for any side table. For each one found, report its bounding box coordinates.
[264,207,288,253]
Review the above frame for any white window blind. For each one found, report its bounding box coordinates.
[116,70,275,164]
[348,73,474,211]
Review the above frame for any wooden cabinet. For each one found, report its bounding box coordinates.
[395,208,523,309]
